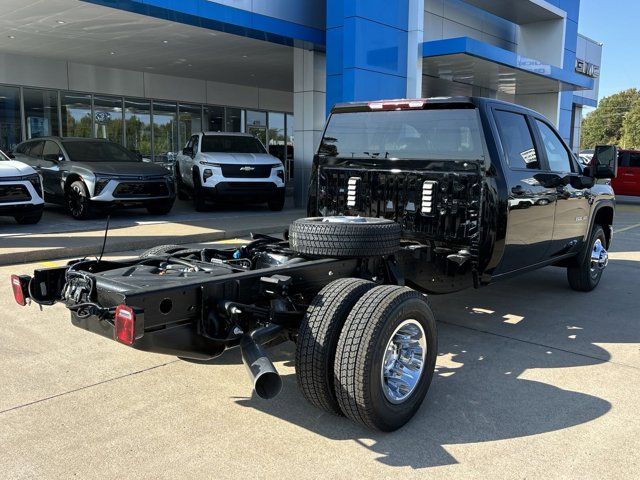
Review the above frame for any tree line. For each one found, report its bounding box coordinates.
[581,88,640,149]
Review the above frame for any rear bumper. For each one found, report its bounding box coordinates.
[71,312,227,360]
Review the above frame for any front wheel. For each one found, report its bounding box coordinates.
[334,285,437,431]
[267,189,286,211]
[192,173,208,212]
[567,225,608,291]
[66,180,94,220]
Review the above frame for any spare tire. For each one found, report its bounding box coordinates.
[289,216,402,258]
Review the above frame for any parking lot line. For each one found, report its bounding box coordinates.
[614,222,640,234]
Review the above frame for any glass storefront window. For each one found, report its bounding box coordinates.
[246,110,267,146]
[125,98,152,161]
[267,112,286,164]
[153,101,178,164]
[61,92,92,138]
[0,86,23,151]
[179,104,202,148]
[94,95,123,144]
[286,113,294,180]
[23,88,59,139]
[204,106,225,132]
[226,107,244,133]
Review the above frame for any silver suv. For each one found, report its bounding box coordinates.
[175,132,286,211]
[14,137,175,220]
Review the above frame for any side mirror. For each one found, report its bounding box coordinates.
[182,147,194,157]
[57,154,65,162]
[6,151,15,159]
[589,145,618,179]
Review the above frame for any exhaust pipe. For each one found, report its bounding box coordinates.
[240,324,284,399]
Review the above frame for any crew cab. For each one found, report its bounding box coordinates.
[12,97,616,431]
[175,132,286,211]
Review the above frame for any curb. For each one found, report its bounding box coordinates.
[0,224,288,266]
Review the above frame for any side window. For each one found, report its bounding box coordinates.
[42,141,62,161]
[535,119,573,173]
[629,152,640,168]
[494,110,540,169]
[28,141,44,158]
[618,152,629,167]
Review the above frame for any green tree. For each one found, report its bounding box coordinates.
[581,88,640,149]
[621,100,640,149]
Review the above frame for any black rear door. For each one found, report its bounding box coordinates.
[491,108,556,274]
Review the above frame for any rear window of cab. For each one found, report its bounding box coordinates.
[318,109,485,160]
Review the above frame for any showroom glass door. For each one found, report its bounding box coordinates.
[94,96,123,144]
[23,88,59,139]
[152,101,178,165]
[0,86,22,151]
[61,93,92,138]
[125,98,152,161]
[178,104,203,149]
[267,112,286,173]
[246,110,267,147]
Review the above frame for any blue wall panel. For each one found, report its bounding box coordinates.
[326,0,411,111]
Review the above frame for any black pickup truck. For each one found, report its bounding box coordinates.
[11,97,617,431]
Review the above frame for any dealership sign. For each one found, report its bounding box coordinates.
[575,58,600,78]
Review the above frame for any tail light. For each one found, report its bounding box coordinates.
[11,274,30,306]
[115,305,135,345]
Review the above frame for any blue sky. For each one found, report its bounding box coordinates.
[578,0,640,99]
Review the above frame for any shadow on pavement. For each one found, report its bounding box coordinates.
[222,261,640,469]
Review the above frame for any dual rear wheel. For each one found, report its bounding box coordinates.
[295,278,437,431]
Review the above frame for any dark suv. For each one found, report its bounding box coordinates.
[13,137,175,220]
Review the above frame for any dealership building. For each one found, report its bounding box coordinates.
[0,0,602,204]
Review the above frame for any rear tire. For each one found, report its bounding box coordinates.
[14,211,43,225]
[295,278,376,415]
[140,245,200,258]
[567,225,608,292]
[289,217,402,258]
[66,180,94,220]
[334,285,437,431]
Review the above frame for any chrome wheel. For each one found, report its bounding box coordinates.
[590,238,608,278]
[380,319,427,404]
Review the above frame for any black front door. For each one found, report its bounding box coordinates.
[532,118,590,256]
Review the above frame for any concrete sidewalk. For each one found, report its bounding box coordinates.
[0,208,304,266]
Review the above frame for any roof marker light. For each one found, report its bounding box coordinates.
[368,99,427,111]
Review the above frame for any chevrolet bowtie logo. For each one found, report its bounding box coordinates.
[240,166,255,171]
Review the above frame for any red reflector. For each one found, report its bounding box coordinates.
[115,305,135,345]
[11,274,28,306]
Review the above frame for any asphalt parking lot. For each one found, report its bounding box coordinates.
[1,201,639,479]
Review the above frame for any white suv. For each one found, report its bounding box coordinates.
[175,132,286,211]
[0,149,44,224]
